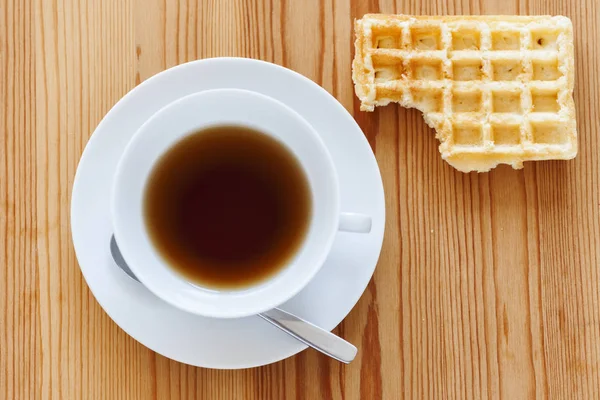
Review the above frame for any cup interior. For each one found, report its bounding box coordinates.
[111,89,340,318]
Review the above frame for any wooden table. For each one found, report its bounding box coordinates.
[2,0,599,398]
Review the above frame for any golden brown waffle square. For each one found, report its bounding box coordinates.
[353,14,577,172]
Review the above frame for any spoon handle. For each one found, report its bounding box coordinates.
[258,308,357,363]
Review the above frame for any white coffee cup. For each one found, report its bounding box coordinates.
[111,89,371,318]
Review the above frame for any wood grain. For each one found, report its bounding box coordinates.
[2,0,599,398]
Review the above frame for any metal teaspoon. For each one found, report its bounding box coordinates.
[109,235,357,363]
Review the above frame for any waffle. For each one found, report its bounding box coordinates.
[353,14,577,172]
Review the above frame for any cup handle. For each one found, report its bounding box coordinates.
[338,212,372,233]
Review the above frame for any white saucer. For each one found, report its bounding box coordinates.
[71,58,385,369]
